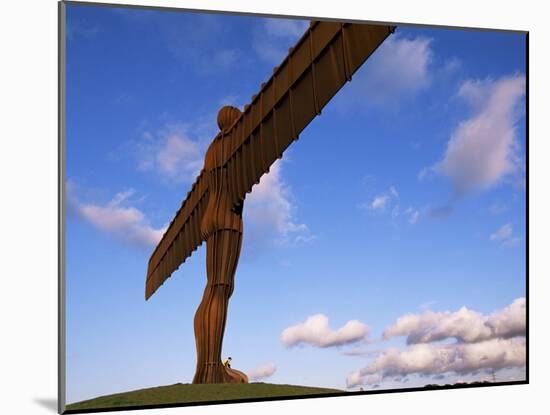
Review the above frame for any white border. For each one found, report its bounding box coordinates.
[1,0,546,414]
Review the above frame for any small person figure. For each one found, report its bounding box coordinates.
[223,357,232,369]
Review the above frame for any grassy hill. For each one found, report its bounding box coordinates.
[65,382,344,412]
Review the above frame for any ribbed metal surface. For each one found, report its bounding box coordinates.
[145,21,395,300]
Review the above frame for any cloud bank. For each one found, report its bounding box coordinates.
[347,337,526,388]
[347,298,526,388]
[281,314,369,348]
[383,298,526,344]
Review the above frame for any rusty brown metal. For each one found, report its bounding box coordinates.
[145,20,395,383]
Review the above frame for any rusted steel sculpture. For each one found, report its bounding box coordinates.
[145,21,396,384]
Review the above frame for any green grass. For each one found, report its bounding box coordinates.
[65,382,344,412]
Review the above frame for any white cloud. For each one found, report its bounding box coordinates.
[294,234,318,243]
[383,298,526,344]
[441,57,462,75]
[486,298,526,339]
[404,206,421,224]
[346,336,526,388]
[156,135,201,176]
[360,187,421,226]
[417,167,432,182]
[281,314,369,348]
[244,159,310,252]
[68,186,166,247]
[346,371,365,388]
[489,223,522,247]
[137,123,204,183]
[409,210,420,224]
[361,186,399,212]
[248,363,277,381]
[490,223,513,241]
[342,35,433,108]
[371,195,389,210]
[434,75,526,196]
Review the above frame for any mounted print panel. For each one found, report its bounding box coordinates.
[59,1,527,413]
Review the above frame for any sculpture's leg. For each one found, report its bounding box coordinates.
[192,229,248,384]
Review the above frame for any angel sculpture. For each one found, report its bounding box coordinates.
[145,21,395,383]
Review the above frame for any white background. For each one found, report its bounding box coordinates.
[0,0,547,414]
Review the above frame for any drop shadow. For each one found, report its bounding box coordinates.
[34,398,57,413]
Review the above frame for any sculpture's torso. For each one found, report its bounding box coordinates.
[200,135,243,240]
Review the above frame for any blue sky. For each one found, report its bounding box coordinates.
[65,3,526,403]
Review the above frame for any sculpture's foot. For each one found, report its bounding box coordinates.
[193,363,249,384]
[224,367,249,384]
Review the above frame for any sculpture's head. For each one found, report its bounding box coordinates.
[217,105,242,133]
